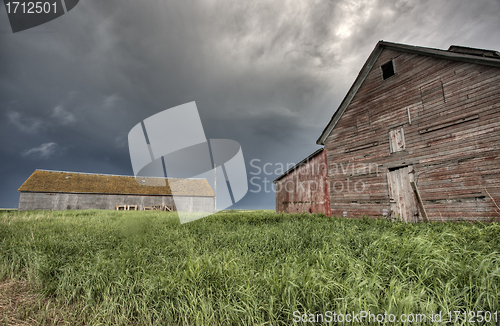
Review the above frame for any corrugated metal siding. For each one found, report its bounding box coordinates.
[276,150,331,215]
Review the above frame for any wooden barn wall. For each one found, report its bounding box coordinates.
[324,49,500,221]
[276,150,331,215]
[18,192,215,212]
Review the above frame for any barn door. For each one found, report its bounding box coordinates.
[387,166,417,222]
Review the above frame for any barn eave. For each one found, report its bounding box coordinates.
[273,148,324,184]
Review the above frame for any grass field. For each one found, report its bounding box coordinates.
[0,210,499,325]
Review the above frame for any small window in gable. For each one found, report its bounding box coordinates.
[389,128,405,153]
[381,60,396,80]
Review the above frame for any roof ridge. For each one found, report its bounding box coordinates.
[34,169,207,180]
[19,170,215,196]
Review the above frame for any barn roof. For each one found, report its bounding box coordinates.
[273,148,324,184]
[18,170,214,197]
[316,41,500,145]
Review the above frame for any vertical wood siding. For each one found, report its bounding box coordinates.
[276,150,331,215]
[324,49,500,221]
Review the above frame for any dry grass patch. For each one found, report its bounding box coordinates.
[0,279,82,326]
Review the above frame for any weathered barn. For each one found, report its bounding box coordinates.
[274,149,331,215]
[278,41,500,222]
[18,170,214,211]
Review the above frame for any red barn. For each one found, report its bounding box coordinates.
[274,149,331,216]
[277,41,500,222]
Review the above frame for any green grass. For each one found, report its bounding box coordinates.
[0,210,499,325]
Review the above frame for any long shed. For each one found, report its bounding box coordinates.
[18,170,214,212]
[278,41,500,222]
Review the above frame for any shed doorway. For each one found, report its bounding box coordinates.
[387,166,418,222]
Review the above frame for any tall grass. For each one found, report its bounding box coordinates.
[0,210,499,325]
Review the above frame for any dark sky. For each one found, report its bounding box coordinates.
[1,0,499,209]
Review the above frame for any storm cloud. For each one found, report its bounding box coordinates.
[1,0,499,208]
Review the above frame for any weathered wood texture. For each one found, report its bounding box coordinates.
[324,48,500,221]
[276,150,331,215]
[387,166,417,222]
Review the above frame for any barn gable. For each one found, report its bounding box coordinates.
[315,41,500,221]
[317,41,500,145]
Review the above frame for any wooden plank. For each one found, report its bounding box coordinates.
[398,168,407,222]
[394,169,403,221]
[396,128,405,151]
[386,170,397,220]
[345,141,379,153]
[410,181,428,222]
[389,130,396,153]
[418,114,479,134]
[408,166,417,222]
[404,167,414,222]
[395,169,403,222]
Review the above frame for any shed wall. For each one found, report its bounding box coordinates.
[276,150,331,215]
[324,48,500,221]
[18,192,214,212]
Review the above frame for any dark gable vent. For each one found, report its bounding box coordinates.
[381,60,395,80]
